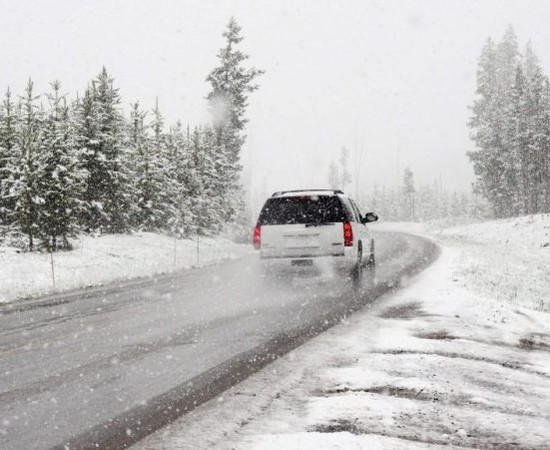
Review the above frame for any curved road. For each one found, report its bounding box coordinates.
[0,231,438,450]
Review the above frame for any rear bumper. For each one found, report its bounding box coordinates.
[260,252,344,259]
[260,245,350,260]
[259,248,356,272]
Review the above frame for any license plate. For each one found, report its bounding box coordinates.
[291,259,313,266]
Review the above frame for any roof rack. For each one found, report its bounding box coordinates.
[271,189,344,197]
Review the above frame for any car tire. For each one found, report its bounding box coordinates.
[365,254,375,287]
[364,240,376,288]
[351,245,363,288]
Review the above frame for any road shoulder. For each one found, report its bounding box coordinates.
[0,232,250,304]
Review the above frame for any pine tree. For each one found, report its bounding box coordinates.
[0,88,18,226]
[126,101,147,228]
[339,146,351,191]
[402,167,416,221]
[468,27,522,218]
[75,84,103,230]
[36,81,83,250]
[77,68,131,233]
[328,161,339,189]
[538,79,550,212]
[506,65,527,215]
[468,37,504,216]
[496,25,520,90]
[389,186,400,221]
[127,100,169,231]
[188,125,221,235]
[165,121,194,236]
[498,26,522,216]
[94,67,132,232]
[202,124,229,233]
[327,147,352,192]
[146,100,177,230]
[522,44,549,213]
[2,80,42,250]
[206,18,263,223]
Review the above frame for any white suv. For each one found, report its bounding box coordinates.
[253,189,378,286]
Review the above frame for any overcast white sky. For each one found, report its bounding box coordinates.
[2,0,550,206]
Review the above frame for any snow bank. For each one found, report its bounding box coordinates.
[439,214,550,312]
[0,232,250,303]
[442,213,550,246]
[374,214,550,312]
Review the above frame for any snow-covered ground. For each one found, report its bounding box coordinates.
[379,214,550,312]
[0,232,250,303]
[135,215,550,449]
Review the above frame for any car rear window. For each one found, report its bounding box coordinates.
[257,195,347,225]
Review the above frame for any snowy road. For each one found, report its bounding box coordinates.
[0,231,437,450]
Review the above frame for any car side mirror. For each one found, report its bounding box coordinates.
[362,212,378,224]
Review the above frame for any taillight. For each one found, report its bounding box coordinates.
[343,222,353,247]
[253,225,261,250]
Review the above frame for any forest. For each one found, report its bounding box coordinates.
[0,18,262,251]
[469,26,550,218]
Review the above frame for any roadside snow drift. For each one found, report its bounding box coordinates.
[0,232,249,303]
[439,214,550,312]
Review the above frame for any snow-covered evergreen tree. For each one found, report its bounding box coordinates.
[127,100,174,231]
[468,27,550,217]
[328,161,339,189]
[370,184,380,216]
[188,125,222,235]
[125,101,147,228]
[36,81,83,250]
[149,101,178,230]
[468,37,504,216]
[165,121,194,236]
[522,45,548,213]
[506,65,527,215]
[2,80,42,250]
[206,18,263,224]
[339,146,351,191]
[402,167,415,221]
[326,147,352,192]
[77,68,131,233]
[498,27,522,216]
[0,88,18,226]
[94,68,132,232]
[538,79,550,212]
[469,28,510,217]
[75,84,103,230]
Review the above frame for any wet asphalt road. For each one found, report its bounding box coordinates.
[0,231,438,450]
